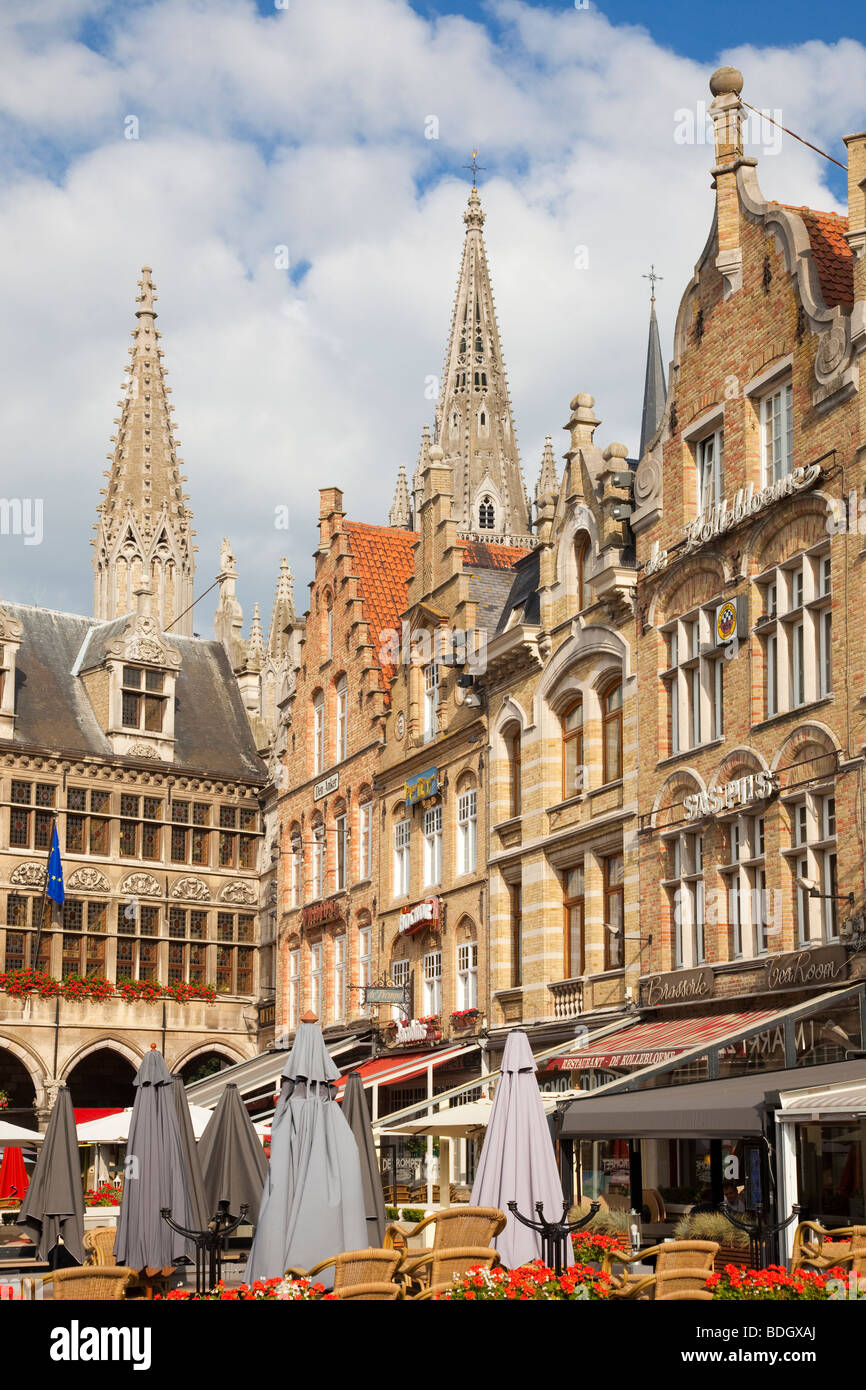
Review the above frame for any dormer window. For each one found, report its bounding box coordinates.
[121,665,167,732]
[479,496,495,530]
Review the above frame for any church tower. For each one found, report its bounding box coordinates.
[92,267,196,635]
[391,181,532,542]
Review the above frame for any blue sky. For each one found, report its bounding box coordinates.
[0,0,862,631]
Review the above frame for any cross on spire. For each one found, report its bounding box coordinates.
[643,264,663,304]
[463,149,486,188]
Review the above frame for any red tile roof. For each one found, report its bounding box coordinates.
[459,540,532,569]
[344,522,417,690]
[777,204,853,311]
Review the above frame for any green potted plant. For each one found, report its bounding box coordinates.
[674,1210,754,1269]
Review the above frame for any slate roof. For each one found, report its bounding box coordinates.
[777,204,854,311]
[495,548,541,633]
[4,602,265,782]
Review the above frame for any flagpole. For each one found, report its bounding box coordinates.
[30,812,57,971]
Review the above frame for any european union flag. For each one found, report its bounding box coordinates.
[46,824,64,905]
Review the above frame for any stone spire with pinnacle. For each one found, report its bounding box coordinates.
[639,269,667,458]
[411,424,431,527]
[389,463,411,528]
[266,557,296,661]
[535,434,559,505]
[247,603,265,667]
[92,266,196,634]
[430,183,531,540]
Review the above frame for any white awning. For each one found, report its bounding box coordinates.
[777,1078,866,1120]
[0,1120,45,1144]
[76,1104,213,1143]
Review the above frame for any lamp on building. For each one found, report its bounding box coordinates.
[456,672,482,708]
[796,875,854,907]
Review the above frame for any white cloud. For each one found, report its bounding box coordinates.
[0,0,862,633]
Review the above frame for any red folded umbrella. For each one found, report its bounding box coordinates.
[0,1146,29,1202]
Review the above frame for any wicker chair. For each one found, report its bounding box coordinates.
[40,1266,138,1300]
[407,1248,501,1299]
[284,1247,404,1292]
[384,1205,505,1254]
[83,1226,117,1266]
[332,1281,404,1301]
[791,1222,866,1272]
[602,1240,719,1300]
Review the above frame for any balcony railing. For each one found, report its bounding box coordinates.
[548,977,584,1019]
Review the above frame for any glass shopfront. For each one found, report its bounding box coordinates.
[794,1120,866,1226]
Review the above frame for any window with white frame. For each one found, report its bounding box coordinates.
[312,823,325,899]
[457,941,478,1010]
[696,428,724,516]
[422,949,442,1016]
[423,804,442,886]
[310,941,322,1017]
[721,812,768,959]
[423,662,439,742]
[290,832,303,908]
[758,545,831,719]
[333,935,346,1020]
[359,925,372,1015]
[661,607,724,755]
[335,813,347,891]
[391,956,409,1020]
[288,947,300,1030]
[393,818,411,897]
[787,790,838,945]
[663,831,705,968]
[358,801,373,881]
[313,691,325,775]
[335,677,348,762]
[761,381,794,485]
[326,602,333,660]
[457,788,477,875]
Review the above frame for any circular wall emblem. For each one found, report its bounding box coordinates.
[716,601,737,644]
[396,712,406,740]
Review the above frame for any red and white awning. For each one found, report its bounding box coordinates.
[543,1008,781,1072]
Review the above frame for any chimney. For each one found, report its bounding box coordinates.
[318,487,344,549]
[843,131,866,343]
[709,65,747,297]
[134,582,153,620]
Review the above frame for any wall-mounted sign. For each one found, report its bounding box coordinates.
[713,597,749,647]
[399,897,440,935]
[301,896,345,929]
[641,966,715,1008]
[256,1000,276,1027]
[683,464,822,554]
[314,772,339,801]
[764,944,848,993]
[405,767,438,806]
[364,984,408,1006]
[684,771,778,822]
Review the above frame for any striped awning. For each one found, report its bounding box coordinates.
[542,1008,782,1072]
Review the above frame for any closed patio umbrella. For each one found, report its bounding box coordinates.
[342,1070,386,1246]
[0,1145,29,1203]
[113,1046,195,1276]
[246,1014,367,1283]
[16,1085,85,1266]
[171,1075,209,1233]
[470,1029,572,1269]
[197,1082,268,1224]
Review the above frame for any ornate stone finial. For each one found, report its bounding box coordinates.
[219,537,237,578]
[248,603,265,665]
[388,463,412,528]
[463,186,486,231]
[266,558,296,660]
[136,266,157,316]
[709,65,744,97]
[428,442,445,464]
[565,394,601,452]
[134,582,154,619]
[535,433,559,503]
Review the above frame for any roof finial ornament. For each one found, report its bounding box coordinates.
[462,149,486,189]
[643,264,663,306]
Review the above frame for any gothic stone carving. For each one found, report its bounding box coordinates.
[170,877,210,902]
[219,881,257,906]
[120,872,161,897]
[66,867,111,892]
[10,862,46,888]
[128,742,160,759]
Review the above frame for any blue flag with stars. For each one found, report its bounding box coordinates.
[46,823,64,905]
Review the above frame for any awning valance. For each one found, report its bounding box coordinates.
[336,1045,477,1100]
[544,1008,780,1072]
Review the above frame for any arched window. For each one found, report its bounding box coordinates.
[562,699,584,800]
[602,680,623,783]
[575,535,589,612]
[457,775,478,875]
[479,496,495,530]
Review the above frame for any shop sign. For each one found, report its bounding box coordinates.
[313,772,339,801]
[364,984,407,1006]
[683,464,822,553]
[257,1000,275,1026]
[405,766,438,806]
[301,896,345,929]
[641,966,715,1008]
[764,944,848,993]
[556,1049,682,1070]
[399,897,440,936]
[684,771,778,821]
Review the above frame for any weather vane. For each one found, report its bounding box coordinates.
[463,150,486,188]
[643,264,663,304]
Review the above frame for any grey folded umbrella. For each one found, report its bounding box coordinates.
[197,1083,268,1223]
[16,1085,85,1265]
[114,1047,195,1273]
[246,1016,368,1283]
[471,1029,572,1269]
[171,1075,209,1233]
[342,1070,386,1247]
